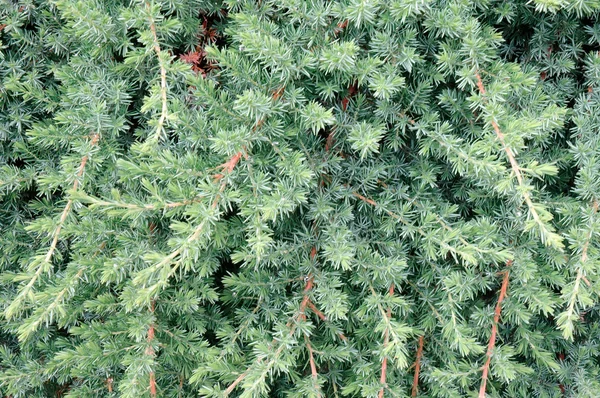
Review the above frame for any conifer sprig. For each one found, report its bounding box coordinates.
[474,72,563,250]
[5,132,100,320]
[146,300,157,398]
[145,1,169,143]
[223,273,315,396]
[16,241,106,341]
[304,334,322,397]
[558,199,598,339]
[131,151,244,301]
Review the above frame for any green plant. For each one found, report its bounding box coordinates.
[1,0,600,397]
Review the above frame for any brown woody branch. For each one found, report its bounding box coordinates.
[306,299,348,342]
[305,335,322,397]
[411,336,424,397]
[223,271,315,396]
[147,300,157,398]
[479,262,511,398]
[144,150,243,283]
[224,370,248,396]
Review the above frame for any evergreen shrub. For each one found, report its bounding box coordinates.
[1,0,600,396]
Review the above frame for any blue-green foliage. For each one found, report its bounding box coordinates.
[1,0,600,397]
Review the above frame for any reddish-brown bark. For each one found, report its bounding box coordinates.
[479,263,511,398]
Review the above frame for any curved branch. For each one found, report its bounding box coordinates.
[8,133,99,318]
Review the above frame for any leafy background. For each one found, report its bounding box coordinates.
[1,0,600,397]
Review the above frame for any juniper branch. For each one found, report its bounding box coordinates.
[305,334,322,397]
[134,151,243,293]
[412,336,424,397]
[475,72,562,249]
[145,1,169,143]
[5,133,99,319]
[378,284,394,398]
[223,271,315,396]
[562,199,598,339]
[147,300,157,398]
[479,262,511,398]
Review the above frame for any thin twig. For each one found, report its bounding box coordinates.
[352,191,476,261]
[306,299,348,341]
[411,336,424,397]
[138,151,243,288]
[565,199,598,329]
[86,195,206,211]
[305,335,322,397]
[178,374,184,398]
[147,300,157,398]
[378,284,394,398]
[479,261,511,398]
[296,275,314,323]
[145,2,169,142]
[224,370,248,396]
[307,300,327,321]
[31,241,106,331]
[217,298,263,361]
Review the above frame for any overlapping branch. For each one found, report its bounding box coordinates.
[17,241,107,340]
[351,191,487,264]
[136,151,244,290]
[223,272,315,396]
[305,335,322,397]
[80,195,205,211]
[222,246,346,396]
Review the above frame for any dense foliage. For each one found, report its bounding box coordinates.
[1,0,600,397]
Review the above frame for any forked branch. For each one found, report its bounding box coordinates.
[305,335,322,397]
[138,151,243,288]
